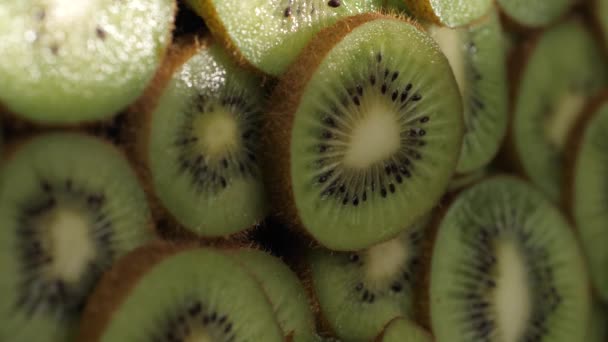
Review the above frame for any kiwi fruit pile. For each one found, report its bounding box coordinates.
[0,1,606,342]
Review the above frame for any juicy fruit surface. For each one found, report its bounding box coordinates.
[148,43,267,237]
[290,18,463,250]
[497,0,573,27]
[378,317,432,342]
[188,0,382,76]
[406,0,492,28]
[0,0,174,123]
[431,177,590,342]
[0,133,152,342]
[94,248,284,342]
[570,100,608,302]
[511,19,607,201]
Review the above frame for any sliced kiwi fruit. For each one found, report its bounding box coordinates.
[186,0,382,76]
[497,0,574,28]
[375,317,432,342]
[426,9,508,175]
[230,248,316,341]
[0,133,153,341]
[136,37,267,237]
[562,94,608,302]
[0,1,175,124]
[308,219,428,341]
[78,243,284,342]
[507,18,608,202]
[264,13,463,251]
[430,176,590,342]
[403,0,492,28]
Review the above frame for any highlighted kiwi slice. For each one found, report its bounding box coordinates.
[563,94,608,302]
[0,1,175,124]
[507,18,608,201]
[427,10,508,174]
[78,243,284,342]
[497,0,574,28]
[265,14,463,251]
[139,38,267,237]
[430,176,590,342]
[309,221,428,341]
[230,248,315,341]
[375,317,432,342]
[0,133,152,341]
[186,0,382,76]
[403,0,492,28]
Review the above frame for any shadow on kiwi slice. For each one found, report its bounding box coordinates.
[263,13,463,251]
[0,133,153,341]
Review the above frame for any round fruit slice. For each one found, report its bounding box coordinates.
[78,244,284,342]
[186,0,382,76]
[139,38,267,237]
[563,94,608,302]
[497,0,574,28]
[430,176,590,342]
[309,220,428,341]
[0,1,175,124]
[265,14,463,251]
[375,317,432,342]
[0,133,153,342]
[507,18,608,202]
[404,0,492,28]
[427,10,508,174]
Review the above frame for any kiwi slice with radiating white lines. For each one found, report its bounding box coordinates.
[375,317,432,342]
[0,133,153,342]
[0,0,175,124]
[403,0,492,28]
[264,13,463,251]
[430,176,590,342]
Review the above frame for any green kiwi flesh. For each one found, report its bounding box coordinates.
[427,10,508,174]
[0,0,174,124]
[597,0,608,45]
[430,176,590,341]
[309,220,427,341]
[146,41,267,237]
[565,97,608,302]
[376,317,432,342]
[231,248,316,340]
[510,18,607,201]
[186,0,382,76]
[497,0,574,27]
[404,0,493,28]
[0,133,153,341]
[268,14,463,251]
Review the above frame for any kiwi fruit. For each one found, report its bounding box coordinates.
[264,13,463,251]
[0,133,153,341]
[134,37,267,238]
[78,243,284,342]
[506,18,608,202]
[426,9,508,175]
[308,219,428,341]
[185,0,382,76]
[375,317,432,342]
[0,0,175,124]
[497,0,575,28]
[429,176,590,341]
[562,93,608,302]
[230,248,316,341]
[403,0,493,28]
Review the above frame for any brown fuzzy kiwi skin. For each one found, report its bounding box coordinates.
[261,13,423,251]
[401,0,442,26]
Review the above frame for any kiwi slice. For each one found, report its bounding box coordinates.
[427,10,508,174]
[562,94,608,302]
[78,243,284,342]
[375,317,432,342]
[186,0,382,76]
[0,1,175,124]
[507,18,608,202]
[230,248,316,341]
[308,220,428,341]
[137,37,267,237]
[403,0,492,28]
[430,176,590,341]
[497,0,574,28]
[0,133,153,341]
[264,13,463,251]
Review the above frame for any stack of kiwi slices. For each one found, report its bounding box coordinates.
[0,1,606,341]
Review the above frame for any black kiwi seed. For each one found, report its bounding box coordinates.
[327,0,341,8]
[96,26,107,40]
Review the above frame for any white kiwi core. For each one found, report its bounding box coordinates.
[364,237,408,288]
[194,107,239,158]
[545,92,586,150]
